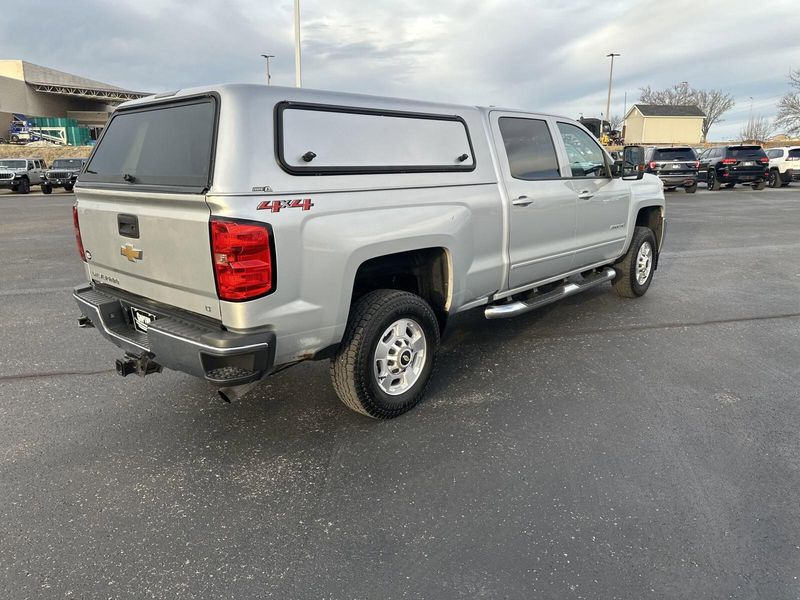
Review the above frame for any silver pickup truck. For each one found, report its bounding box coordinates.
[73,84,665,418]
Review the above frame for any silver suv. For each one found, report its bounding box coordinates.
[0,158,46,194]
[73,85,665,418]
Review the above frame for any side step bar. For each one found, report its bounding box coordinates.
[484,267,617,320]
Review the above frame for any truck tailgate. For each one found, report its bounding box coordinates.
[76,187,220,320]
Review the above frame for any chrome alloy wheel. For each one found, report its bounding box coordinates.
[636,241,653,285]
[373,318,427,395]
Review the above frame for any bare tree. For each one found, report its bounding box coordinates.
[639,82,735,141]
[775,68,800,136]
[608,115,623,131]
[739,115,775,143]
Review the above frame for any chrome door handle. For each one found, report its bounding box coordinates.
[577,190,594,200]
[512,195,533,206]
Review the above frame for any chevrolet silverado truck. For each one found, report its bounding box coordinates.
[73,85,665,419]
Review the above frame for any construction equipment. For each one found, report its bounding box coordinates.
[7,114,68,145]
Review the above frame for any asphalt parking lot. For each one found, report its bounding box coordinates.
[1,186,799,599]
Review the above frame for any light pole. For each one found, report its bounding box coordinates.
[294,0,302,87]
[261,54,275,85]
[605,53,620,130]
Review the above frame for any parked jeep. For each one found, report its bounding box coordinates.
[73,85,665,418]
[41,158,86,194]
[0,158,46,194]
[643,146,699,193]
[766,146,800,188]
[698,145,769,190]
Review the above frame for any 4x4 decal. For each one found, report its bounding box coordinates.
[257,199,314,213]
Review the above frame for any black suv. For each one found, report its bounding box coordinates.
[644,147,699,193]
[698,145,769,190]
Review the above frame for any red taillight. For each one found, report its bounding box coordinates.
[693,161,700,169]
[210,218,274,301]
[721,158,737,165]
[759,157,769,164]
[72,204,86,262]
[648,161,657,169]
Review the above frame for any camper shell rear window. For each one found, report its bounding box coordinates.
[276,101,476,175]
[81,95,217,192]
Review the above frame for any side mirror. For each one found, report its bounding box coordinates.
[620,145,645,180]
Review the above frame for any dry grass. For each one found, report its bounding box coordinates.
[0,144,92,165]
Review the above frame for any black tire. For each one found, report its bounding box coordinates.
[64,184,74,193]
[685,183,697,194]
[724,182,735,189]
[10,134,19,143]
[41,183,52,194]
[612,226,657,298]
[17,177,30,194]
[708,169,721,191]
[331,289,440,419]
[752,180,766,190]
[769,170,781,188]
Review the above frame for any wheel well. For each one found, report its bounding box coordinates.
[635,206,664,257]
[352,248,450,330]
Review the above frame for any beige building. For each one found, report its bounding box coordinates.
[623,104,705,145]
[0,59,147,138]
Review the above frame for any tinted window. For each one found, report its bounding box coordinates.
[498,117,560,180]
[728,146,766,159]
[557,122,607,177]
[83,98,216,190]
[653,148,696,161]
[789,149,800,159]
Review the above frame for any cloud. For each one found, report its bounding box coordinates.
[1,0,799,140]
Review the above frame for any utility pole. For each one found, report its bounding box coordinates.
[294,0,302,87]
[261,54,275,85]
[605,53,620,129]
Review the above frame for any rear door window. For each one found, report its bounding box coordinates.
[728,146,766,159]
[788,149,800,159]
[498,117,560,180]
[653,148,696,161]
[82,97,217,191]
[556,122,608,178]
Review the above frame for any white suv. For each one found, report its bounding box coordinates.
[766,146,800,188]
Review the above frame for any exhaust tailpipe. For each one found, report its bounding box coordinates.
[218,380,262,403]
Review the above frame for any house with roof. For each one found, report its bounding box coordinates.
[623,104,706,145]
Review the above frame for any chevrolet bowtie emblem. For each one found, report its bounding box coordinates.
[120,243,143,262]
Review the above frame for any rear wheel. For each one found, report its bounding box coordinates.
[752,180,766,190]
[708,170,721,191]
[331,289,440,419]
[612,226,656,298]
[685,183,697,194]
[769,170,781,188]
[724,182,735,189]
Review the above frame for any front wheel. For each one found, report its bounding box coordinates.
[331,289,440,419]
[612,226,657,298]
[16,178,30,194]
[64,184,74,192]
[41,183,52,194]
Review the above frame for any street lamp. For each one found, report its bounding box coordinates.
[261,54,275,85]
[605,53,620,130]
[294,0,302,87]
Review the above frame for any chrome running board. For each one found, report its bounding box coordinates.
[484,267,616,320]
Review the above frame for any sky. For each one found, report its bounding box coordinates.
[1,0,799,141]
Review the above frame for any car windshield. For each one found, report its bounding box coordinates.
[729,146,766,159]
[653,148,695,161]
[52,159,84,169]
[0,160,26,169]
